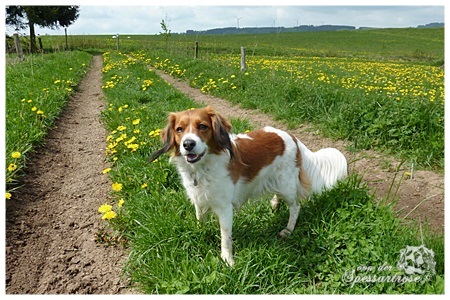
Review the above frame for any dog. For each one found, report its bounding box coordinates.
[151,106,347,266]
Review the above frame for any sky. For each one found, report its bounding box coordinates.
[4,1,446,36]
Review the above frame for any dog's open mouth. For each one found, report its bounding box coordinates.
[186,150,206,163]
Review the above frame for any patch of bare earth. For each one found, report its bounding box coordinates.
[6,56,134,294]
[153,68,444,232]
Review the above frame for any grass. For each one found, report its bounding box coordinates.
[5,51,92,195]
[147,50,444,170]
[7,28,444,294]
[99,50,444,294]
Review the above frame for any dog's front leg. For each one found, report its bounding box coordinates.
[215,204,234,266]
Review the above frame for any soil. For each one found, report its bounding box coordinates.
[5,55,444,295]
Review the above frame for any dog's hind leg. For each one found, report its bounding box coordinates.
[278,193,300,238]
[270,194,282,211]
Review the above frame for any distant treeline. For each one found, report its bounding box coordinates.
[185,23,444,35]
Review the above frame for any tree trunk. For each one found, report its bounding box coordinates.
[29,21,37,53]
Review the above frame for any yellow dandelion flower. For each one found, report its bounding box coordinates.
[112,182,123,191]
[102,211,117,220]
[98,204,112,213]
[102,167,112,174]
[118,198,125,208]
[54,79,61,84]
[5,192,12,200]
[132,118,140,125]
[117,125,127,131]
[31,106,37,112]
[141,183,148,189]
[7,164,17,171]
[11,152,21,159]
[37,110,44,115]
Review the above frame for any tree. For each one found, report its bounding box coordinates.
[160,16,171,50]
[6,6,80,53]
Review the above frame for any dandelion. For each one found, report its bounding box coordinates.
[102,167,112,174]
[132,118,140,125]
[7,164,17,171]
[5,192,12,200]
[141,183,148,189]
[117,125,127,131]
[118,198,125,208]
[31,106,37,112]
[101,211,117,220]
[54,79,61,84]
[11,152,21,159]
[98,204,112,213]
[37,110,44,115]
[112,182,123,192]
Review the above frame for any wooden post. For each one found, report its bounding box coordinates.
[13,33,24,61]
[240,46,246,72]
[65,28,68,50]
[116,33,120,51]
[38,36,43,52]
[194,41,199,59]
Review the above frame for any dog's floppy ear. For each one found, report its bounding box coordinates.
[150,113,178,162]
[206,106,235,160]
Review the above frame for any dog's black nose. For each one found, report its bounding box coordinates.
[183,139,196,151]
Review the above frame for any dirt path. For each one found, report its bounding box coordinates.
[6,56,133,294]
[153,68,444,232]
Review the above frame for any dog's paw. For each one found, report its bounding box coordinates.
[221,253,235,267]
[278,228,293,239]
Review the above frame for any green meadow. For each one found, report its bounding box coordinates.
[7,28,444,293]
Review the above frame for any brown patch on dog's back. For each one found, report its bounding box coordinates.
[229,130,285,183]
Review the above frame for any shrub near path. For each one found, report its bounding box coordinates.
[5,56,133,294]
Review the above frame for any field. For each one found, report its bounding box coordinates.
[6,28,445,294]
[41,28,444,169]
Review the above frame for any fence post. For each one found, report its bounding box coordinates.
[13,33,24,61]
[194,41,199,59]
[65,28,68,50]
[116,33,120,51]
[38,36,43,52]
[240,46,246,72]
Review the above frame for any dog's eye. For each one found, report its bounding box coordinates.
[198,124,208,131]
[176,127,183,133]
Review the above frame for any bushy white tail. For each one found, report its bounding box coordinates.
[297,140,347,194]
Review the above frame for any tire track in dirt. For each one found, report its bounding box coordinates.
[6,56,134,294]
[152,68,444,232]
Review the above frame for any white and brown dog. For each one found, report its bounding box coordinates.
[151,106,347,266]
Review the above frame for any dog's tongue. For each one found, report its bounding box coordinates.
[186,154,199,163]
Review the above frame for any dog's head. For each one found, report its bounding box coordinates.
[151,106,234,164]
